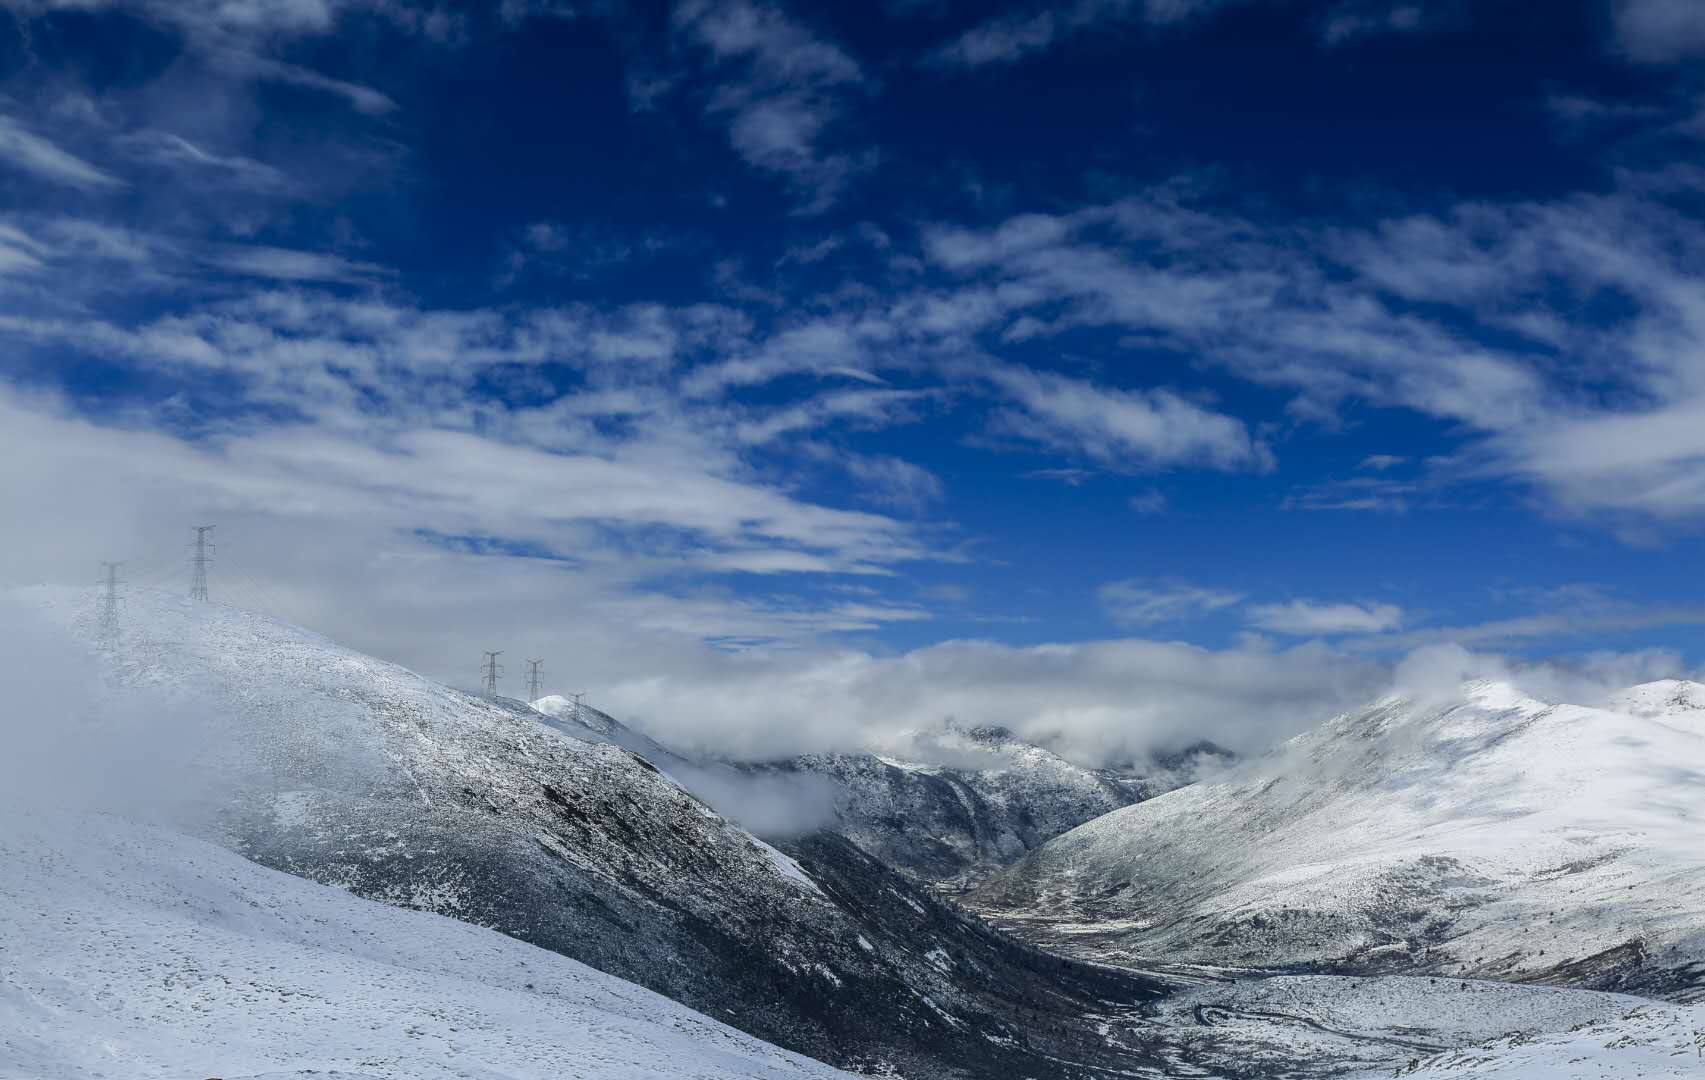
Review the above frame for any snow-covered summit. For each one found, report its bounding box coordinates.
[1608,678,1705,721]
[971,680,1705,1000]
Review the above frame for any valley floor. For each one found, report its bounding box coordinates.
[1105,970,1705,1079]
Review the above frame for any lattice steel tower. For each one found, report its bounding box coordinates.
[189,525,215,601]
[525,659,544,702]
[482,651,504,695]
[97,561,124,647]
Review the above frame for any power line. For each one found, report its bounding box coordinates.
[525,659,544,702]
[482,651,504,695]
[223,544,306,627]
[189,525,215,602]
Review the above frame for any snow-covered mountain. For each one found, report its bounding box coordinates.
[970,681,1705,1001]
[754,726,1187,891]
[537,695,1205,891]
[30,588,1163,1080]
[0,811,852,1080]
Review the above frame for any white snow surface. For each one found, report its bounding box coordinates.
[1379,1004,1705,1078]
[972,680,1705,996]
[1108,973,1705,1078]
[0,812,851,1080]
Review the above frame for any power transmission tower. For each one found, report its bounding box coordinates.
[482,651,504,695]
[189,525,215,601]
[525,659,544,702]
[97,561,124,647]
[569,690,586,718]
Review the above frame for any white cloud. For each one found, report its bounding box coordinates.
[1493,398,1705,522]
[1611,0,1705,63]
[1319,2,1432,45]
[1246,599,1406,636]
[1355,603,1705,653]
[604,634,1388,764]
[0,115,124,190]
[0,379,1395,768]
[0,223,48,275]
[987,365,1274,473]
[672,0,870,210]
[836,452,945,513]
[2,1,402,113]
[931,0,1232,68]
[932,0,1446,67]
[115,130,295,192]
[0,365,1690,774]
[1098,578,1243,627]
[1127,488,1167,514]
[202,245,391,283]
[915,181,1705,529]
[933,9,1064,66]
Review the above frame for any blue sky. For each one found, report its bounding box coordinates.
[3,0,1704,764]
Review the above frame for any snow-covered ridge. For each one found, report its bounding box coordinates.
[971,679,1705,1000]
[0,812,849,1080]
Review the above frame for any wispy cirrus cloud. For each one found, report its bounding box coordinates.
[930,0,1449,67]
[0,115,124,191]
[671,0,872,211]
[1610,0,1705,63]
[201,245,392,284]
[1,0,405,113]
[114,130,294,192]
[986,365,1273,473]
[931,0,1228,68]
[1098,578,1244,627]
[1246,598,1406,636]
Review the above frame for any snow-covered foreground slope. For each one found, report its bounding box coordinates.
[0,812,851,1080]
[971,681,1705,1000]
[23,588,1163,1080]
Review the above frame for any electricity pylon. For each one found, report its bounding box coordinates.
[189,525,215,601]
[482,651,504,695]
[525,659,544,702]
[98,561,124,647]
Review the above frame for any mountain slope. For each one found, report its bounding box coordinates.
[538,697,1187,891]
[756,729,1153,891]
[970,681,1705,1001]
[33,589,1165,1079]
[0,812,852,1080]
